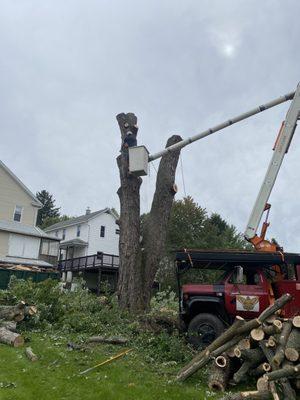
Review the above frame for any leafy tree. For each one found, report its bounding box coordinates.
[41,215,71,230]
[166,196,248,251]
[36,190,60,227]
[156,197,250,290]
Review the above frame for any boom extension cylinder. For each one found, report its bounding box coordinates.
[245,83,300,245]
[148,90,295,162]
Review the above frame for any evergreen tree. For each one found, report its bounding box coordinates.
[36,190,60,227]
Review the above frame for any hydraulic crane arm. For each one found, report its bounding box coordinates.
[244,83,300,251]
[128,82,300,251]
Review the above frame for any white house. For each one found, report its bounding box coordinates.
[0,160,60,268]
[44,207,119,261]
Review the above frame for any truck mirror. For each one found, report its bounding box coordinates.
[236,266,244,284]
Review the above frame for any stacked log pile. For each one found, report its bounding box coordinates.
[0,302,37,347]
[176,294,300,400]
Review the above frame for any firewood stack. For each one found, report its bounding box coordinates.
[176,294,300,400]
[0,302,37,347]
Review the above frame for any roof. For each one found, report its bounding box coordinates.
[0,220,59,241]
[175,249,300,271]
[0,160,42,207]
[0,256,55,268]
[44,208,119,231]
[59,238,88,248]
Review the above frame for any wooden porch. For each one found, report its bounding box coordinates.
[58,252,119,272]
[58,253,119,295]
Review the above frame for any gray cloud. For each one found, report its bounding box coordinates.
[1,0,300,250]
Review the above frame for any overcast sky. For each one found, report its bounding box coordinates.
[1,1,300,250]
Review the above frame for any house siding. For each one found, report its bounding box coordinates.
[8,233,41,259]
[87,213,119,255]
[0,231,9,256]
[47,211,119,258]
[0,166,38,226]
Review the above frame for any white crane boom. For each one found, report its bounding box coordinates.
[148,90,295,162]
[129,88,295,176]
[128,82,299,247]
[244,83,300,240]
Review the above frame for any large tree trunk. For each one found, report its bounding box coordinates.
[116,112,182,312]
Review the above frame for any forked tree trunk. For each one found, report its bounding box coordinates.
[116,112,182,312]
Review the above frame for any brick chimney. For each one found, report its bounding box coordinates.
[86,207,91,215]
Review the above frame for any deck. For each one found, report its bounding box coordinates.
[58,253,119,272]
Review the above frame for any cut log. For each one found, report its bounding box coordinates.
[0,302,26,321]
[256,376,269,392]
[271,320,292,368]
[0,321,17,332]
[238,338,251,350]
[25,305,37,316]
[176,294,293,382]
[249,362,271,377]
[227,347,236,358]
[265,363,300,381]
[284,347,299,362]
[262,323,280,336]
[250,327,265,342]
[292,315,300,329]
[285,328,300,362]
[269,382,280,400]
[215,355,227,368]
[221,390,272,400]
[266,336,276,348]
[260,339,295,399]
[272,320,282,331]
[25,347,38,362]
[238,348,264,362]
[88,336,128,345]
[233,348,265,383]
[176,316,245,381]
[257,294,292,322]
[0,327,24,347]
[208,356,231,392]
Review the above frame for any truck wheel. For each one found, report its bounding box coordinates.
[187,313,224,349]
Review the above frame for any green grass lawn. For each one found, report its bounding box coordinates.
[0,332,226,400]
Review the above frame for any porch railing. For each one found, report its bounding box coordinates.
[58,253,119,272]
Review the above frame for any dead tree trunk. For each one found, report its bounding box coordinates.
[116,112,182,312]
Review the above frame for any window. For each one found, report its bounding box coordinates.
[40,240,59,256]
[77,225,81,237]
[115,229,120,235]
[100,226,105,238]
[62,229,66,240]
[13,206,22,222]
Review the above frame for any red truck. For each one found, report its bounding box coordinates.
[176,249,300,348]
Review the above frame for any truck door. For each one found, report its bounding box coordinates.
[224,268,270,319]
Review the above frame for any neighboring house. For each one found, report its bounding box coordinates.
[44,208,120,292]
[0,160,60,268]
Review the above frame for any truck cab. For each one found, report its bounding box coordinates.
[176,249,300,348]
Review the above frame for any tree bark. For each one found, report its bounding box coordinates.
[88,336,128,345]
[0,327,24,347]
[141,135,182,307]
[176,294,292,382]
[208,356,231,392]
[0,302,26,321]
[25,347,38,361]
[116,112,182,312]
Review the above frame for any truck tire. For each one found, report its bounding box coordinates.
[187,313,224,349]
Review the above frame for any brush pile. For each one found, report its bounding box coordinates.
[176,294,300,399]
[0,302,37,347]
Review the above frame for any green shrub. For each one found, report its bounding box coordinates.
[3,278,193,363]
